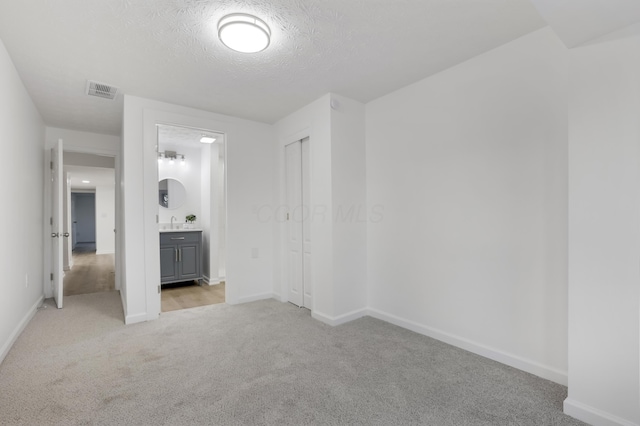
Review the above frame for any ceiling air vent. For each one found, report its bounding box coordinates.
[86,80,118,100]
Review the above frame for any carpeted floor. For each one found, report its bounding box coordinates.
[0,293,585,426]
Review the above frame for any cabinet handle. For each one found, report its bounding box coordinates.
[171,237,185,240]
[175,248,178,262]
[178,248,182,262]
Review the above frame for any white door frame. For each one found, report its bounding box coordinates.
[43,143,121,299]
[284,137,312,309]
[141,109,230,321]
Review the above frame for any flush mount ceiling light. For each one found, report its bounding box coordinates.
[200,135,216,144]
[218,13,270,53]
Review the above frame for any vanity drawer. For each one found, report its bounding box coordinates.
[160,231,202,245]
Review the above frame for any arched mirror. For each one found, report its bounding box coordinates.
[158,178,186,209]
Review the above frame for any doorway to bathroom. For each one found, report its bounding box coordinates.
[156,124,227,312]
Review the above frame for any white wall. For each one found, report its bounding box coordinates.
[199,142,223,284]
[64,151,115,168]
[330,95,367,319]
[0,37,45,364]
[200,143,212,281]
[96,185,115,254]
[158,144,202,226]
[565,23,640,426]
[274,94,367,324]
[46,127,119,155]
[122,95,274,324]
[217,145,226,279]
[365,27,569,384]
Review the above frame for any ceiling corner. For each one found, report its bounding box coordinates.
[529,0,640,47]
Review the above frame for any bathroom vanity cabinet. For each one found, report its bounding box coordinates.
[160,230,202,285]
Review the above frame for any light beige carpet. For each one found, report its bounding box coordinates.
[0,292,585,426]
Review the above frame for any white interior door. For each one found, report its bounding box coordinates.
[285,137,311,308]
[51,139,64,308]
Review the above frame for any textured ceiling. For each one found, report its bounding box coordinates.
[0,0,547,136]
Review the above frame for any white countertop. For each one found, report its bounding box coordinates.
[159,228,202,233]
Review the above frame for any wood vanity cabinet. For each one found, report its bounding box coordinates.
[160,230,202,285]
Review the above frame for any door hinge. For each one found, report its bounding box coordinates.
[50,273,54,281]
[158,285,161,294]
[50,161,53,170]
[50,217,53,226]
[287,212,290,221]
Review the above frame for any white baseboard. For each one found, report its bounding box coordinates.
[0,295,44,365]
[64,260,73,272]
[312,308,368,326]
[202,275,222,286]
[564,398,639,426]
[367,307,568,386]
[237,292,275,304]
[124,312,147,325]
[96,250,115,255]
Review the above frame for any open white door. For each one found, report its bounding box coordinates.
[51,139,64,308]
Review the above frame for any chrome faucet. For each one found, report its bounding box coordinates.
[171,216,177,229]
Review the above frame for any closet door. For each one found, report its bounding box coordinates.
[285,138,311,308]
[301,139,312,307]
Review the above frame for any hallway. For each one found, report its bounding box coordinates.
[63,243,115,296]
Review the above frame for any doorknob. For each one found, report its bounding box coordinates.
[51,233,59,238]
[63,233,70,237]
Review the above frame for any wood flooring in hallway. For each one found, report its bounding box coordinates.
[64,243,225,312]
[64,244,115,296]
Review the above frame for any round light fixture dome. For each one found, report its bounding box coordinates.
[218,13,270,53]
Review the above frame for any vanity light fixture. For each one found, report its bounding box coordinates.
[82,180,90,183]
[200,135,216,144]
[158,150,185,164]
[218,13,270,53]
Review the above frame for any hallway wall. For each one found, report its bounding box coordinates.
[0,38,45,363]
[95,185,115,255]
